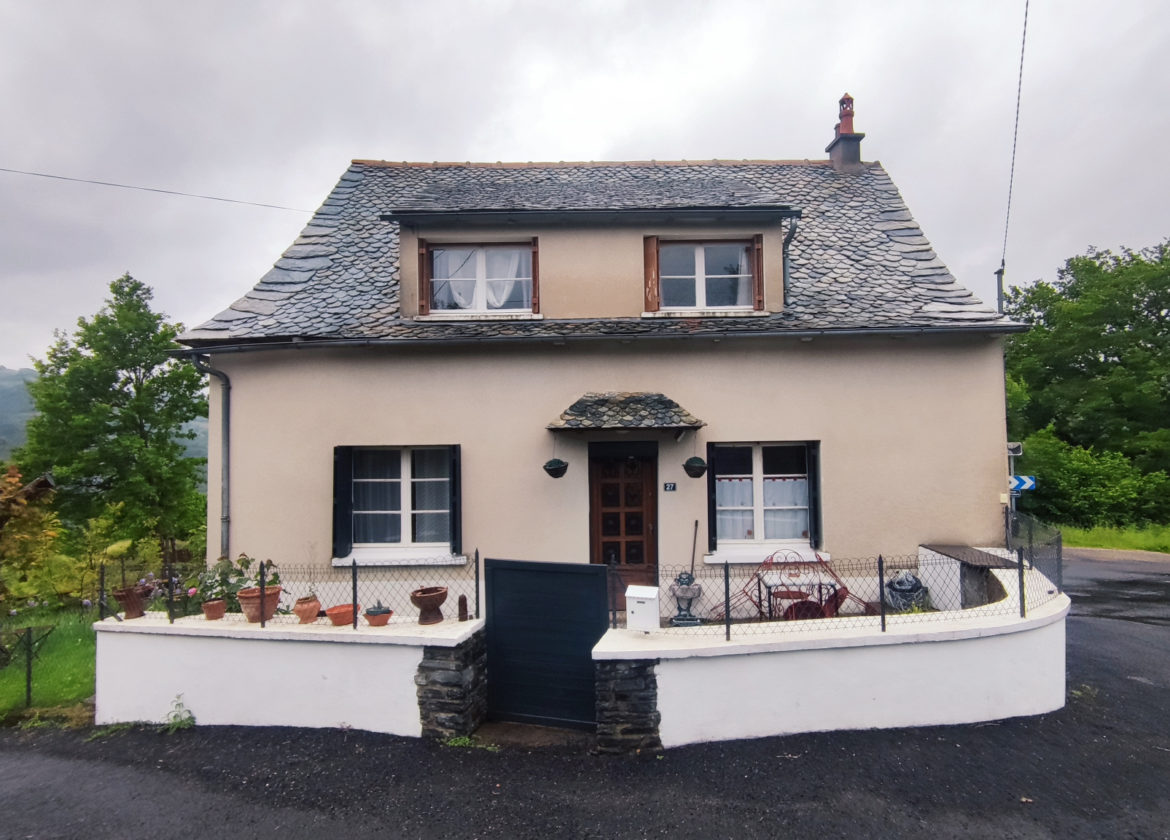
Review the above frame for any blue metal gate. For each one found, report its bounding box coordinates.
[484,559,609,729]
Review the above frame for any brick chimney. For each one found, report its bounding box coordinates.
[825,93,865,171]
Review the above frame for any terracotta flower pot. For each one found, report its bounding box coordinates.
[364,609,393,627]
[237,586,282,623]
[325,603,357,626]
[201,599,227,621]
[410,586,448,625]
[112,585,149,619]
[292,595,321,624]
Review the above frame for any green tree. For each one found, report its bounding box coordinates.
[17,275,207,548]
[1005,243,1170,474]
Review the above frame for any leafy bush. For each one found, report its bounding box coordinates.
[1017,427,1170,528]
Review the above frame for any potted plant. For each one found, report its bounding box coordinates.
[364,600,393,627]
[188,555,250,618]
[410,586,448,625]
[195,567,227,621]
[325,602,357,626]
[292,586,321,624]
[235,554,282,623]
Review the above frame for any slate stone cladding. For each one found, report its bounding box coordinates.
[548,392,705,430]
[595,658,663,754]
[415,631,487,740]
[181,159,1016,348]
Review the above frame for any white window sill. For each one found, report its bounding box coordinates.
[703,543,827,565]
[416,312,543,321]
[332,548,468,567]
[641,309,769,319]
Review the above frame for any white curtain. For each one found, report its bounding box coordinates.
[485,249,527,309]
[734,247,752,306]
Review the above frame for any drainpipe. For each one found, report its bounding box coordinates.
[782,215,800,307]
[190,355,231,560]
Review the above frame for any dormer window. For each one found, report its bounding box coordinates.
[418,239,540,316]
[644,235,763,313]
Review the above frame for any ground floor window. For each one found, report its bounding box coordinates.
[332,445,461,559]
[708,442,820,549]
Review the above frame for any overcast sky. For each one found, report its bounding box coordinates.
[1,0,1166,370]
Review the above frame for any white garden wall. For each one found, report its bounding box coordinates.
[95,617,483,736]
[596,587,1069,748]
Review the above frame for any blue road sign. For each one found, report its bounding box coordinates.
[1009,475,1036,491]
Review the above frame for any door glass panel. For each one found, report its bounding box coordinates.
[624,482,642,507]
[626,542,644,564]
[602,513,621,537]
[625,512,643,536]
[601,483,620,507]
[602,542,621,564]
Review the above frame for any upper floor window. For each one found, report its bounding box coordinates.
[645,236,763,313]
[418,239,539,315]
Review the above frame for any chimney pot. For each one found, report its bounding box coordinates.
[826,92,865,171]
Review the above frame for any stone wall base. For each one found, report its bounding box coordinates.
[595,658,662,754]
[416,630,487,739]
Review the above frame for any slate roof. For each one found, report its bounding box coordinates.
[179,158,1017,349]
[547,392,705,430]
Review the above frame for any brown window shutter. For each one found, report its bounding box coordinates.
[753,234,764,311]
[417,238,430,316]
[530,236,540,314]
[644,235,659,312]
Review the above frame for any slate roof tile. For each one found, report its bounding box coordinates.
[180,158,1019,347]
[548,392,705,430]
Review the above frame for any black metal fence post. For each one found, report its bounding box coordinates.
[259,560,268,628]
[474,549,481,619]
[165,560,175,624]
[1017,547,1027,618]
[351,559,359,629]
[1056,533,1064,592]
[877,554,887,632]
[98,564,106,621]
[24,629,33,707]
[723,562,731,641]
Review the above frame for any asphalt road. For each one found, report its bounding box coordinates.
[1,549,1167,839]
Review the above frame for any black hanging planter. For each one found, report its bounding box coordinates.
[682,456,708,478]
[543,458,569,478]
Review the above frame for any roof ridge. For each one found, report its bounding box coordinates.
[351,159,840,169]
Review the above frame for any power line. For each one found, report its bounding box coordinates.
[1000,0,1030,271]
[0,166,312,213]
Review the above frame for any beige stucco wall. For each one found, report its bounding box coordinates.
[399,224,787,317]
[203,334,1010,568]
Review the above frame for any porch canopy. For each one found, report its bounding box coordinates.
[547,392,705,431]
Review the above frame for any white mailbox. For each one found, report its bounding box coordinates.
[625,585,660,633]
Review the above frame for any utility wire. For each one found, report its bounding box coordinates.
[0,166,312,213]
[1000,0,1030,271]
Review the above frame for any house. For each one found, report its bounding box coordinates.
[178,94,1021,588]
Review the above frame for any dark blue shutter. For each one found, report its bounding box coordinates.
[807,441,822,549]
[706,442,717,553]
[332,446,353,559]
[449,444,462,556]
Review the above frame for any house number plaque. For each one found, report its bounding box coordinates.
[663,483,677,492]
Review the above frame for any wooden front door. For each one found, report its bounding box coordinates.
[589,455,658,594]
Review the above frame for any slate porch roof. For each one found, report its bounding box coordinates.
[179,158,1018,349]
[547,392,705,431]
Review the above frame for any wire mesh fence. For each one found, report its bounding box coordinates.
[608,545,1063,637]
[100,554,481,628]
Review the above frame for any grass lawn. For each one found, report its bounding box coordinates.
[1062,523,1170,554]
[0,610,97,719]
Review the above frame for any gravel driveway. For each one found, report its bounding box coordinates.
[1,551,1167,839]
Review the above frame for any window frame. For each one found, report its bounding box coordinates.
[333,445,462,564]
[644,235,764,313]
[706,441,821,552]
[418,238,540,316]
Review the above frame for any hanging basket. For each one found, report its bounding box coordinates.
[683,456,708,478]
[543,458,569,478]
